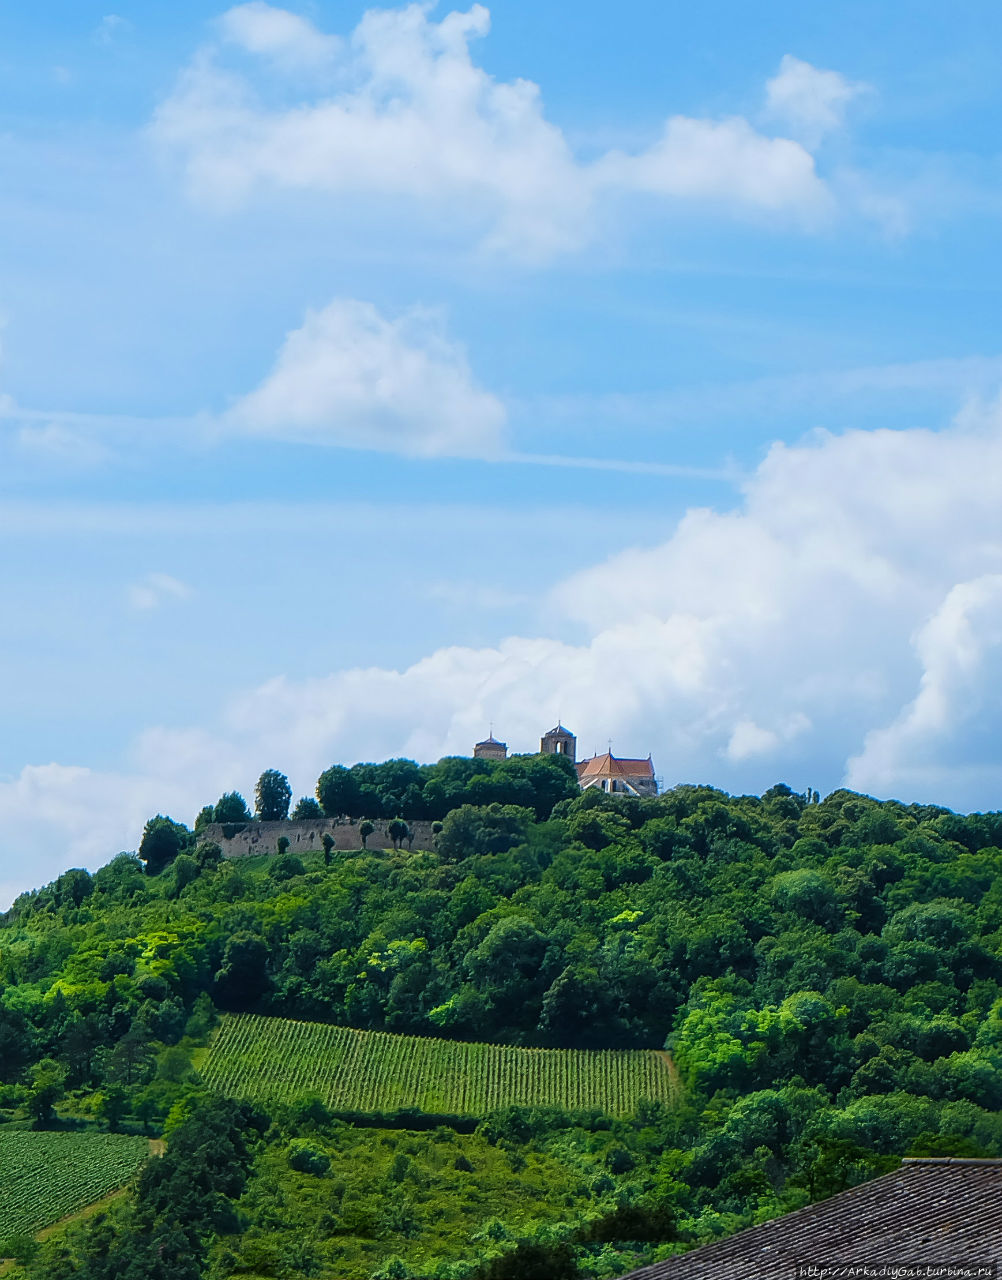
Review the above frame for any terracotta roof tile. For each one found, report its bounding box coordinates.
[577,752,654,779]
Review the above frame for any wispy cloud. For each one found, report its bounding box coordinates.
[15,423,111,467]
[520,354,1002,432]
[128,572,193,611]
[504,451,737,482]
[94,14,132,46]
[427,580,531,611]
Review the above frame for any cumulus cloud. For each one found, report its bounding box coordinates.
[0,763,189,909]
[596,115,826,214]
[764,54,867,148]
[847,576,1002,799]
[128,572,193,611]
[185,396,1002,810]
[725,714,811,763]
[152,4,832,258]
[217,2,341,70]
[222,298,506,457]
[8,400,1002,906]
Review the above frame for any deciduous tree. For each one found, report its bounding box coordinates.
[255,770,292,822]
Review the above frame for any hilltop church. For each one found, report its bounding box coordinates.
[474,724,658,797]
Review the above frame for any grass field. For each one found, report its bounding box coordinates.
[201,1013,676,1117]
[0,1131,149,1246]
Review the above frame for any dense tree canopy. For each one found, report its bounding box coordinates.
[6,780,1002,1277]
[310,752,579,823]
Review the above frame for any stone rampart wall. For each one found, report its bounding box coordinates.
[202,818,436,859]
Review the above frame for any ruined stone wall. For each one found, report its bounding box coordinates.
[202,818,437,859]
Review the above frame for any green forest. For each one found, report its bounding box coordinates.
[3,760,1002,1278]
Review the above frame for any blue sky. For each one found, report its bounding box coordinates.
[3,1,1002,902]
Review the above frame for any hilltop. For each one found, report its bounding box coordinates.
[3,779,1002,1277]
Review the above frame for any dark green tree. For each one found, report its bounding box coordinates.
[27,1058,67,1126]
[195,840,223,869]
[105,1026,155,1088]
[291,796,323,820]
[269,854,304,881]
[359,820,375,848]
[214,932,270,1010]
[316,765,362,818]
[97,1083,127,1132]
[255,770,292,821]
[53,868,93,907]
[213,792,253,824]
[437,803,533,861]
[138,815,191,876]
[169,853,199,898]
[0,1006,35,1083]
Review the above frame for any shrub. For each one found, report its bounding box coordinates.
[269,854,304,882]
[287,1139,330,1176]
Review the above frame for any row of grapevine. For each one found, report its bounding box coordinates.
[0,1131,149,1242]
[201,1014,677,1117]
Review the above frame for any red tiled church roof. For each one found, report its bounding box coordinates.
[577,752,654,779]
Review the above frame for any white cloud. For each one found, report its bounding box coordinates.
[217,2,341,70]
[94,14,132,46]
[152,4,832,258]
[764,54,867,148]
[725,715,810,763]
[210,397,1002,809]
[222,298,506,458]
[8,400,1002,906]
[128,572,193,611]
[0,763,187,909]
[847,576,1002,801]
[597,114,828,217]
[16,424,110,467]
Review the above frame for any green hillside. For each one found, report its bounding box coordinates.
[202,1013,677,1116]
[5,779,1002,1278]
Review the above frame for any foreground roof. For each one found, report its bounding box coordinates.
[618,1159,1002,1279]
[577,752,655,779]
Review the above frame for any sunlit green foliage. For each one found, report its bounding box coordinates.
[5,780,1002,1277]
[201,1013,676,1116]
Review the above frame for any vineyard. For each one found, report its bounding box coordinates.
[0,1131,149,1244]
[201,1013,676,1117]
